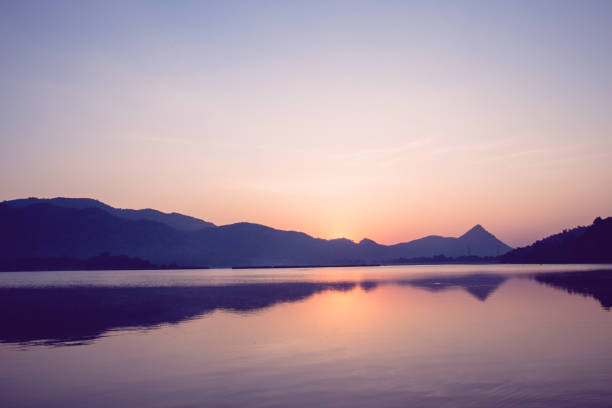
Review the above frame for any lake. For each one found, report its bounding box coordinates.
[1,264,612,407]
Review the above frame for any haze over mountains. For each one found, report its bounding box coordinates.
[0,197,512,268]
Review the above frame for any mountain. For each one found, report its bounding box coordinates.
[0,252,157,272]
[0,203,193,265]
[382,224,511,259]
[3,197,215,231]
[501,217,612,263]
[0,197,513,268]
[457,224,512,256]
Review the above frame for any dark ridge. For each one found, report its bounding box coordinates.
[0,198,514,269]
[501,217,612,263]
[2,197,215,231]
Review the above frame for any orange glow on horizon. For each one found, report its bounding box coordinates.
[2,2,610,249]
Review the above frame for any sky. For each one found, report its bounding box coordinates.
[1,0,611,247]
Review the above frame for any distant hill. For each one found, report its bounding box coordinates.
[501,217,612,263]
[0,198,512,269]
[384,224,512,259]
[3,197,215,231]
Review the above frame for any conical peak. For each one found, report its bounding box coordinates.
[460,224,492,239]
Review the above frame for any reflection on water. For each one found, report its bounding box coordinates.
[2,269,611,346]
[534,270,612,310]
[1,266,612,407]
[398,273,508,301]
[0,282,357,345]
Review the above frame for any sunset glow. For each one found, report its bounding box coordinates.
[2,1,611,247]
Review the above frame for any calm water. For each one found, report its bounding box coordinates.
[1,264,612,407]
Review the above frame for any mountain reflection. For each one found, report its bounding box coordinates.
[1,270,611,347]
[398,274,508,301]
[533,269,612,310]
[0,282,356,346]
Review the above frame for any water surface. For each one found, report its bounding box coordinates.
[1,265,612,407]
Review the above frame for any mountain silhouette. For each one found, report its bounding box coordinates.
[0,197,513,268]
[501,217,612,263]
[382,224,511,259]
[458,224,510,256]
[4,197,215,231]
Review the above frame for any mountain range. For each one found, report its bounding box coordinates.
[5,197,215,230]
[0,197,512,268]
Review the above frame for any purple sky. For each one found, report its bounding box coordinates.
[1,1,611,247]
